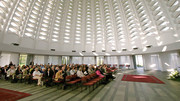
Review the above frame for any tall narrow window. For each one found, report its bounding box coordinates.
[135,55,144,68]
[19,54,27,67]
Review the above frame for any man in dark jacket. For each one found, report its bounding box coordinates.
[44,68,54,87]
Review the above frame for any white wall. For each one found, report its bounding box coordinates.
[159,52,173,71]
[143,54,162,71]
[105,56,118,66]
[48,56,60,65]
[143,51,180,71]
[0,53,10,67]
[83,57,95,64]
[34,55,45,65]
[0,52,19,67]
[72,57,83,64]
[10,53,19,66]
[119,56,134,69]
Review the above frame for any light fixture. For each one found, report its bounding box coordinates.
[142,40,147,44]
[162,46,167,52]
[143,47,147,52]
[117,51,122,53]
[105,53,110,56]
[79,52,84,56]
[93,52,98,56]
[158,41,163,46]
[155,36,160,40]
[164,62,170,67]
[173,34,178,37]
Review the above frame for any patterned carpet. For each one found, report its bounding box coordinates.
[121,74,165,84]
[0,88,31,101]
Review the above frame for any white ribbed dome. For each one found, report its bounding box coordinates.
[0,0,180,55]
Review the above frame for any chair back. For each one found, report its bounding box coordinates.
[81,76,87,83]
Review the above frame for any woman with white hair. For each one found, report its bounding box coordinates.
[32,68,42,86]
[77,67,85,78]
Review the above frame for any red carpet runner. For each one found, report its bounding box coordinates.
[121,74,165,84]
[0,88,31,101]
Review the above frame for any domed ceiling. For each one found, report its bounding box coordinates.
[0,0,180,55]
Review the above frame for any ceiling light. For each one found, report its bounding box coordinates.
[93,52,98,56]
[162,46,167,52]
[131,41,135,44]
[75,41,80,43]
[52,35,58,38]
[64,40,69,43]
[79,52,84,56]
[52,39,58,42]
[117,51,122,53]
[173,34,178,37]
[25,33,32,37]
[164,63,170,67]
[39,36,46,40]
[141,37,145,40]
[105,53,110,56]
[64,37,70,39]
[155,36,160,40]
[143,47,147,52]
[158,41,163,46]
[142,40,147,44]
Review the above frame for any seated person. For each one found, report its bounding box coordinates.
[83,67,88,76]
[22,66,30,79]
[77,68,85,78]
[33,68,42,86]
[88,65,95,74]
[104,65,115,80]
[15,66,23,82]
[70,66,76,75]
[22,66,31,83]
[0,66,2,79]
[66,68,70,76]
[30,65,35,75]
[95,66,104,78]
[7,65,16,80]
[55,66,60,74]
[54,69,63,81]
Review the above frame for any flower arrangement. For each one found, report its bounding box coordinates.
[168,69,180,80]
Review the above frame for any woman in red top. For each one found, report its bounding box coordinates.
[95,66,104,78]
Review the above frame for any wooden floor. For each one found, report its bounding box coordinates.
[0,69,180,101]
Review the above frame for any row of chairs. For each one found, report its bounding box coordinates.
[110,67,118,73]
[81,73,104,92]
[48,73,105,92]
[7,69,118,92]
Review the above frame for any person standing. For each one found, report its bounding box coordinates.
[44,67,53,87]
[61,65,67,90]
[30,61,34,66]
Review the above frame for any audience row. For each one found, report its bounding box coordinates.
[0,62,116,90]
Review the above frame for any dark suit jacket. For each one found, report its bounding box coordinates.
[44,70,54,79]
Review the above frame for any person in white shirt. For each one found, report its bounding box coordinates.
[77,68,85,78]
[70,66,76,75]
[33,68,42,86]
[7,66,16,79]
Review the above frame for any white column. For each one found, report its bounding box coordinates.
[143,54,151,70]
[159,52,171,71]
[44,56,49,65]
[58,56,62,65]
[129,56,134,69]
